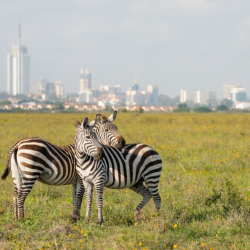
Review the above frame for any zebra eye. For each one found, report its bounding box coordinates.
[86,136,91,139]
[105,128,108,132]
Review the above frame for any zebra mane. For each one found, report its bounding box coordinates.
[74,121,82,130]
[102,115,108,121]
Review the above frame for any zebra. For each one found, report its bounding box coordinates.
[89,111,125,149]
[75,117,162,225]
[1,113,123,221]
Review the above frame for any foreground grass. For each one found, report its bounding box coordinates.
[1,113,250,249]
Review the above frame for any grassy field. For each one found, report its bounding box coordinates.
[1,113,250,249]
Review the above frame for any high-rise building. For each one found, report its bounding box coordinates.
[180,90,196,103]
[55,81,64,99]
[30,81,41,95]
[7,23,30,95]
[147,85,159,105]
[79,68,91,92]
[223,83,240,99]
[230,87,247,102]
[180,89,219,105]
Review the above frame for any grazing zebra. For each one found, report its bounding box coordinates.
[75,117,162,225]
[1,114,123,221]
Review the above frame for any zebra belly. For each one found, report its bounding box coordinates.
[37,173,75,185]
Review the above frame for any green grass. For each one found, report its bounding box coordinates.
[1,113,250,249]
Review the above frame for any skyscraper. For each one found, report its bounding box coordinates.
[55,81,64,99]
[79,68,91,92]
[7,23,30,96]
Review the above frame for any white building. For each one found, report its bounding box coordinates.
[79,68,91,92]
[230,87,247,102]
[180,90,196,103]
[55,81,64,99]
[78,90,93,103]
[126,88,138,105]
[30,81,41,95]
[147,85,158,105]
[99,85,121,93]
[180,89,218,105]
[223,83,240,99]
[7,43,30,95]
[234,102,250,109]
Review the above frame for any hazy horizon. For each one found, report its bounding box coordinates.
[1,0,250,98]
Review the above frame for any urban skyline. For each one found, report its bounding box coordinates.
[5,23,248,104]
[5,24,249,108]
[1,1,250,98]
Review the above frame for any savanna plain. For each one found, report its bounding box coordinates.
[1,113,250,250]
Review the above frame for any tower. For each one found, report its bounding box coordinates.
[79,68,91,92]
[7,22,30,95]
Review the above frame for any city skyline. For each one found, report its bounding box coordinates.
[1,1,250,97]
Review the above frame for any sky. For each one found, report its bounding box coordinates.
[0,0,250,98]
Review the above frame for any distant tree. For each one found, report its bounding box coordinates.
[55,102,64,110]
[221,98,234,108]
[216,105,228,111]
[174,103,189,112]
[158,94,180,106]
[0,100,12,105]
[193,106,212,113]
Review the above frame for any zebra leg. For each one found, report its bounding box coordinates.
[152,194,161,212]
[16,174,38,220]
[83,181,93,222]
[72,184,78,219]
[72,177,85,220]
[13,187,18,221]
[129,181,152,222]
[144,177,161,213]
[94,180,104,225]
[17,186,34,220]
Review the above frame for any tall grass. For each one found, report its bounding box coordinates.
[1,113,250,249]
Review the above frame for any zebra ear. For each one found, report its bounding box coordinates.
[107,111,117,122]
[96,114,103,123]
[82,117,89,129]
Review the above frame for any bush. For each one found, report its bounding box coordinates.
[216,105,228,111]
[174,103,189,112]
[193,106,212,113]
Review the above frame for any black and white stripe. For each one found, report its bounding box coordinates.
[75,118,162,224]
[1,117,104,221]
[89,111,126,149]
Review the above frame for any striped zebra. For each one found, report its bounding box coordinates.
[1,113,123,221]
[75,117,162,225]
[89,111,125,149]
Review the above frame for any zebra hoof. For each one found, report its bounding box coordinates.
[134,209,140,222]
[71,214,80,221]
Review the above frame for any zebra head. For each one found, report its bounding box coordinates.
[89,111,126,149]
[74,117,103,161]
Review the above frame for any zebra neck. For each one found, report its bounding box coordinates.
[76,154,97,168]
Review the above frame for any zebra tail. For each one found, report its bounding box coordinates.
[1,142,19,180]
